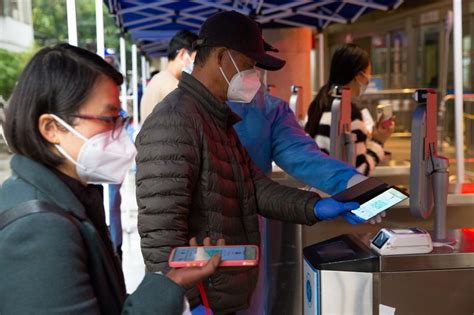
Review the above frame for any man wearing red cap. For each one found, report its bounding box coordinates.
[135,11,364,314]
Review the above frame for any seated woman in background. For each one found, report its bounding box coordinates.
[0,44,219,315]
[305,44,394,176]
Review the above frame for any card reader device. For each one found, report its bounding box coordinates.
[370,227,433,255]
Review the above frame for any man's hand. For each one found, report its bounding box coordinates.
[166,237,224,289]
[367,211,386,225]
[346,176,386,224]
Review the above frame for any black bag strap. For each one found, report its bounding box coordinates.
[0,200,80,231]
[0,200,125,313]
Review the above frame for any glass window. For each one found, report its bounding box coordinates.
[390,31,407,89]
[416,24,439,88]
[464,35,471,91]
[11,0,18,20]
[0,0,19,19]
[370,34,388,90]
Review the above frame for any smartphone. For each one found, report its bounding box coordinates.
[376,104,393,129]
[332,177,409,221]
[360,108,375,133]
[169,245,259,268]
[351,187,408,220]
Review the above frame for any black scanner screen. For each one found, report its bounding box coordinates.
[372,231,390,249]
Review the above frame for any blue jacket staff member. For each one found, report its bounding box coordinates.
[136,11,365,314]
[229,88,377,315]
[0,44,220,315]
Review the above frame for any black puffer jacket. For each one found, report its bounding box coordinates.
[136,73,321,313]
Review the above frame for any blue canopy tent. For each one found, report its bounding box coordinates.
[105,0,404,58]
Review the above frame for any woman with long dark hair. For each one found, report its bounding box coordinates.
[305,44,394,175]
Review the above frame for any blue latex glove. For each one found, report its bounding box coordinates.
[314,198,365,225]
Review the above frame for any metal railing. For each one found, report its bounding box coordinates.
[439,94,474,137]
[311,89,420,133]
[439,94,474,158]
[350,88,419,134]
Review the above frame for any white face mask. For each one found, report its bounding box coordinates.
[219,50,261,103]
[182,52,194,74]
[357,71,370,96]
[51,114,136,184]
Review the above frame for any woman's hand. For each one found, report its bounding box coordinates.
[372,114,395,144]
[166,237,224,289]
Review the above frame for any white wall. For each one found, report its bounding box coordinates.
[0,16,34,52]
[0,0,33,52]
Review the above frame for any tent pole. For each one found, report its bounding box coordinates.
[95,0,105,58]
[453,0,464,192]
[132,44,139,129]
[318,32,325,88]
[66,0,78,46]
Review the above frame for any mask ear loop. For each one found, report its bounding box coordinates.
[218,67,231,86]
[181,51,191,70]
[54,144,86,170]
[50,114,89,142]
[357,71,371,85]
[218,49,243,85]
[227,50,242,77]
[185,51,194,64]
[359,71,370,79]
[49,114,88,170]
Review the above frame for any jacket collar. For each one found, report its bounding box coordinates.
[10,155,87,220]
[179,72,241,129]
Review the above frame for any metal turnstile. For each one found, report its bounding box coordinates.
[303,231,474,315]
[329,86,356,166]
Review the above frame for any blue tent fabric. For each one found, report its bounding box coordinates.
[105,0,403,59]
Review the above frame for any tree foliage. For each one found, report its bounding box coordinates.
[0,48,37,100]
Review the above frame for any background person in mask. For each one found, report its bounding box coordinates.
[136,11,367,314]
[305,43,395,176]
[141,30,198,121]
[0,44,221,314]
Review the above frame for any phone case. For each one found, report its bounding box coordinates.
[168,245,259,268]
[377,104,393,128]
[381,119,393,129]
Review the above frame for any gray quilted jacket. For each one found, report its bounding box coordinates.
[135,72,320,313]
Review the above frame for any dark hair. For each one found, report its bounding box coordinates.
[149,70,160,78]
[167,30,198,61]
[193,45,216,67]
[305,44,369,137]
[4,43,123,168]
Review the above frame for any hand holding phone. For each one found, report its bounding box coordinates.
[376,104,393,129]
[169,244,259,268]
[373,106,395,144]
[332,178,409,222]
[350,187,407,220]
[165,237,222,289]
[313,198,365,225]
